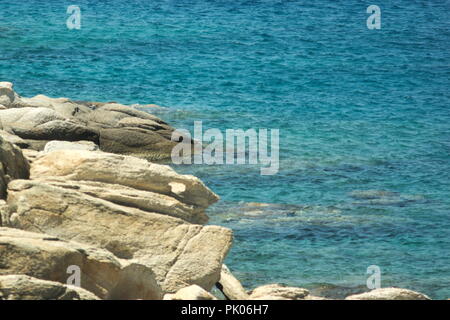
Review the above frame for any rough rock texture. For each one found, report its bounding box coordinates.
[44,140,99,153]
[0,275,100,300]
[170,285,218,300]
[21,149,41,163]
[43,178,208,224]
[217,265,249,300]
[0,227,162,300]
[5,177,232,293]
[30,150,219,209]
[0,85,180,160]
[0,200,6,226]
[0,82,21,108]
[0,135,30,199]
[345,288,431,300]
[12,119,100,144]
[249,284,310,300]
[0,130,29,149]
[0,107,66,131]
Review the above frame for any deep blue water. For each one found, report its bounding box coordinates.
[1,0,449,299]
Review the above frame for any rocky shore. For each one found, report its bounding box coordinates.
[0,82,432,300]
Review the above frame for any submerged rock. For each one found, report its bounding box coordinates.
[349,189,425,206]
[307,283,368,300]
[349,190,398,200]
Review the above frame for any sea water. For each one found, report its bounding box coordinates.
[0,0,449,299]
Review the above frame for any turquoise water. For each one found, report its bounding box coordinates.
[1,0,449,298]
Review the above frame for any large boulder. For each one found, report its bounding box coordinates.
[42,179,208,224]
[0,275,100,300]
[30,150,219,209]
[167,285,218,300]
[249,284,310,300]
[0,135,30,199]
[3,87,180,160]
[4,150,231,293]
[0,227,162,300]
[0,107,99,151]
[345,288,431,300]
[78,103,180,160]
[20,95,94,118]
[0,107,65,131]
[216,265,249,300]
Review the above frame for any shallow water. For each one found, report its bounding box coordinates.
[1,0,449,298]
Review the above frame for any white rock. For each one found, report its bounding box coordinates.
[0,82,19,107]
[0,107,65,130]
[30,149,219,208]
[5,179,232,294]
[44,140,99,153]
[345,288,431,300]
[249,284,310,300]
[173,285,218,300]
[0,82,13,89]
